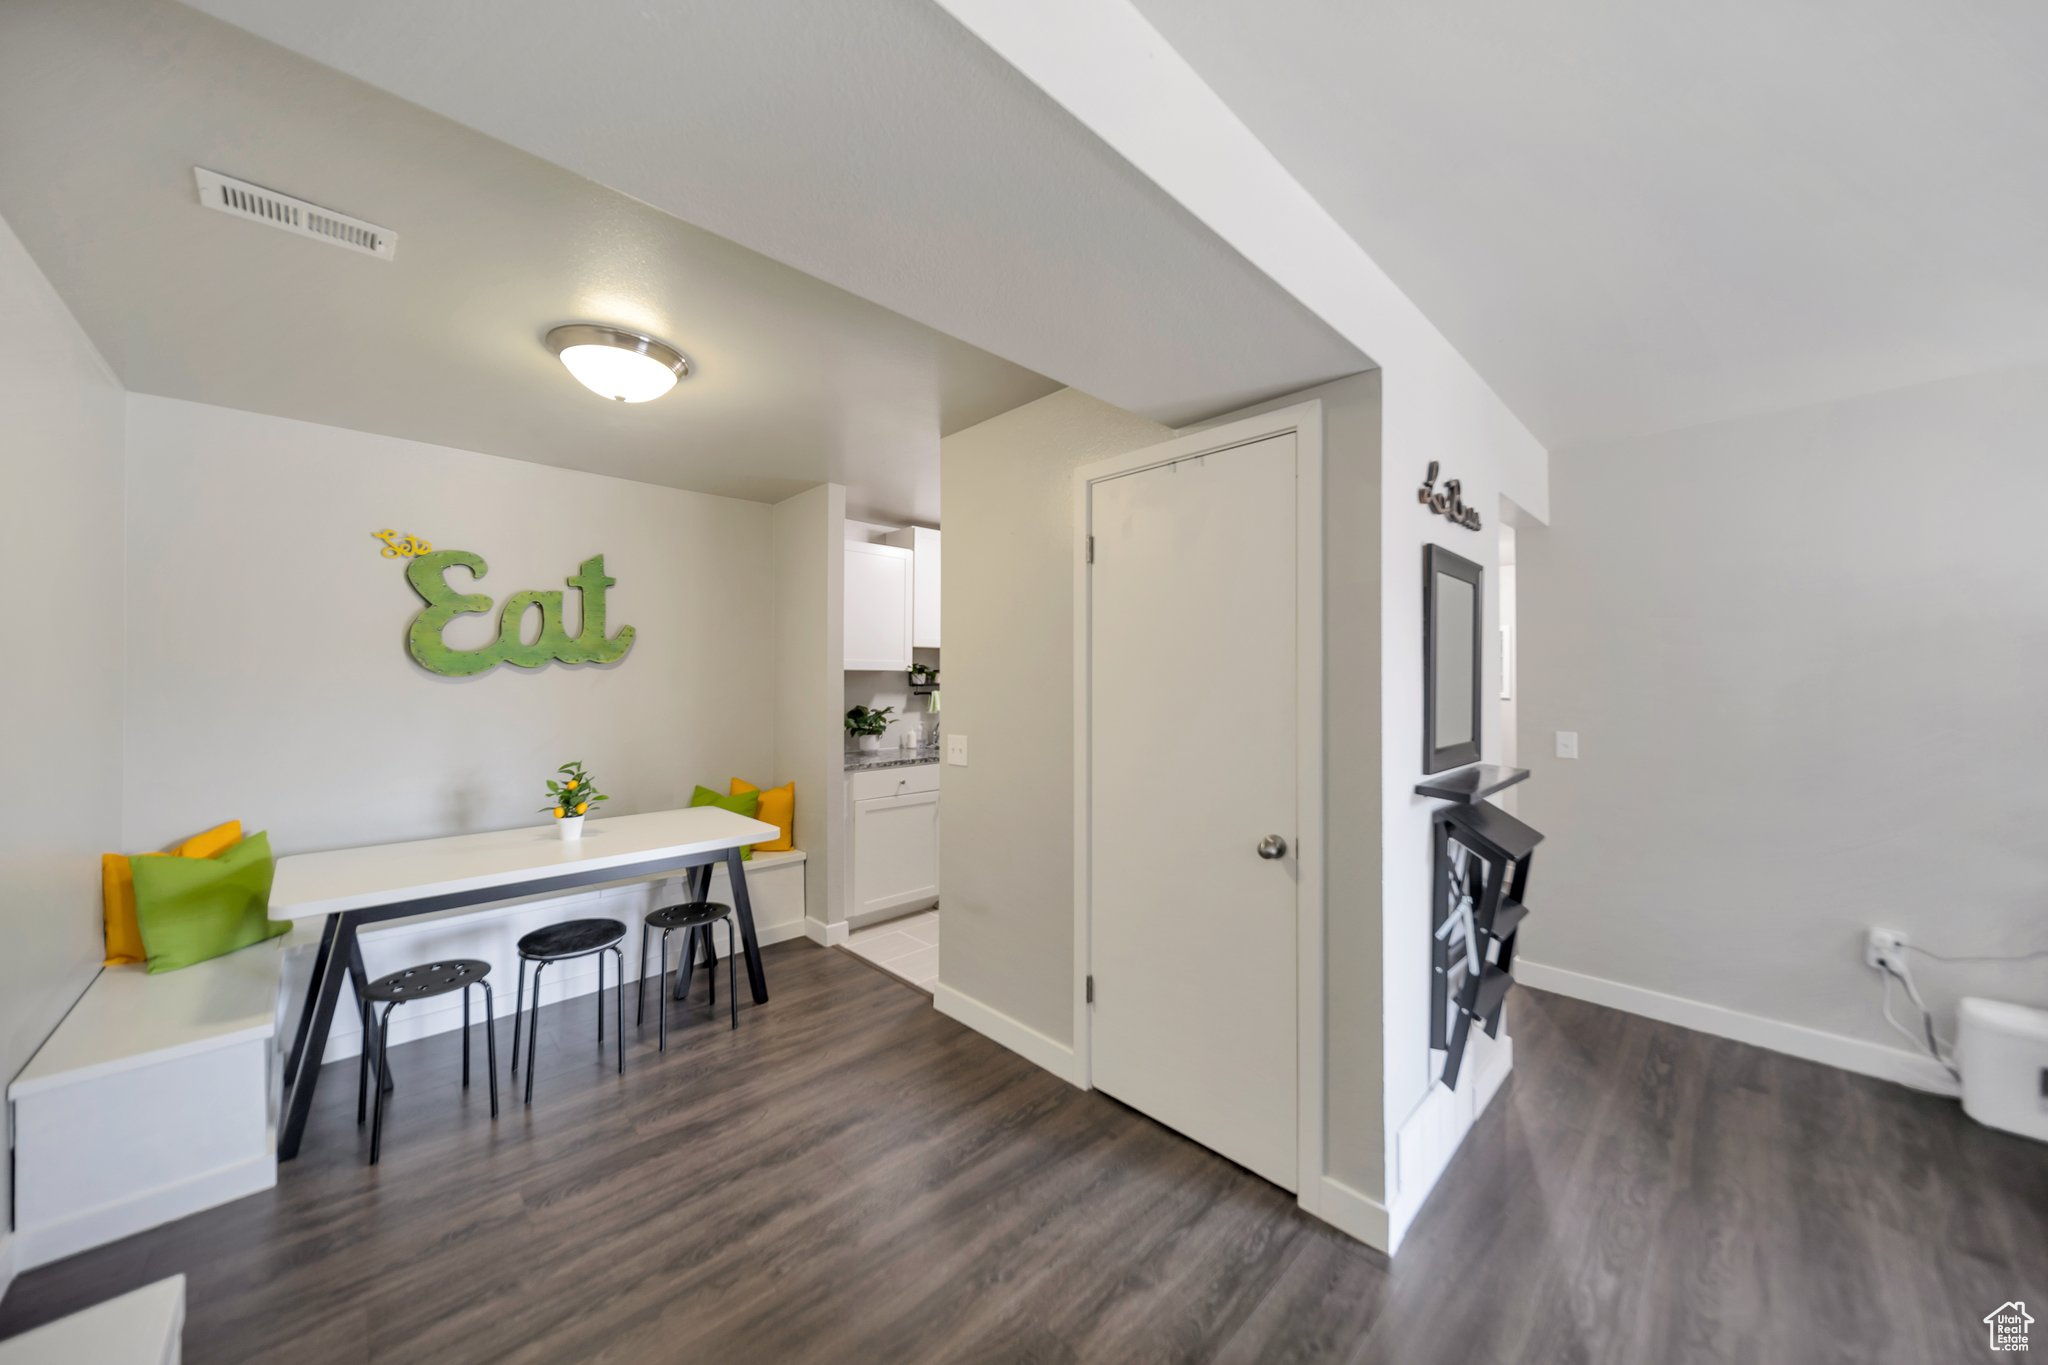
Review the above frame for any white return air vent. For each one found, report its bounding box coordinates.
[193,168,398,261]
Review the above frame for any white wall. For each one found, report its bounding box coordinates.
[937,388,1172,1043]
[1520,364,2048,1089]
[935,0,1548,1250]
[771,483,846,931]
[0,213,125,1288]
[123,395,780,855]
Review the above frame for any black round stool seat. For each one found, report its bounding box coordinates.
[362,959,489,1004]
[637,902,738,1045]
[645,901,731,932]
[511,917,627,1101]
[356,958,497,1164]
[517,917,626,960]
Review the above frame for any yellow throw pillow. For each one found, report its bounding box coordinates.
[102,821,243,966]
[178,820,243,860]
[729,778,794,853]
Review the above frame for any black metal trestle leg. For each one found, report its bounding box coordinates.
[727,922,737,1030]
[612,946,624,1074]
[462,986,471,1087]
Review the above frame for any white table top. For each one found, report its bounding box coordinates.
[268,807,782,920]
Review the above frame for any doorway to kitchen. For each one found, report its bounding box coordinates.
[841,520,944,990]
[1073,405,1324,1196]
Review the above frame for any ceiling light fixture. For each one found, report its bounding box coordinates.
[545,324,690,403]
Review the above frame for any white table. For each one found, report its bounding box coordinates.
[272,807,780,1159]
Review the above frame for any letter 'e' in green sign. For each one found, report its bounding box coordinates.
[405,550,636,676]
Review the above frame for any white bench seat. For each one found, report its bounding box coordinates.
[0,1276,185,1365]
[8,943,284,1272]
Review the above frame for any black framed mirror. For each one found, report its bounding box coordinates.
[1423,544,1483,774]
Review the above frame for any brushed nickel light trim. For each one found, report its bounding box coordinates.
[544,324,691,403]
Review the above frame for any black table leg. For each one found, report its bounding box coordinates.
[283,915,338,1082]
[725,848,769,1004]
[347,933,393,1094]
[279,912,360,1160]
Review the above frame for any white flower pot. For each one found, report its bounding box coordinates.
[857,734,882,752]
[558,814,586,840]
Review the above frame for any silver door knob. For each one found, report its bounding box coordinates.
[1257,835,1288,860]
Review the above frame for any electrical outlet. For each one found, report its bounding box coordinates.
[1555,730,1579,760]
[1865,927,1907,972]
[946,734,968,767]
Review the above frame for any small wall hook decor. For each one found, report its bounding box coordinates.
[1418,462,1482,531]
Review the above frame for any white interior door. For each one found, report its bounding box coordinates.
[1087,432,1299,1190]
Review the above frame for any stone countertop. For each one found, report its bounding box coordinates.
[845,747,941,773]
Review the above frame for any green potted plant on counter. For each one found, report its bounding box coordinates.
[541,761,609,840]
[845,705,895,753]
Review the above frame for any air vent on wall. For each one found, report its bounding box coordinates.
[192,168,398,261]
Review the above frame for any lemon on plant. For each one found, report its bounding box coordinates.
[576,803,588,815]
[554,807,565,818]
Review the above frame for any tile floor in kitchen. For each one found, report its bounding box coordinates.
[843,909,939,991]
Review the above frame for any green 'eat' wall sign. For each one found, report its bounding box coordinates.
[404,550,637,676]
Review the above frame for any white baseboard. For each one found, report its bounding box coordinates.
[932,983,1083,1087]
[15,1153,275,1274]
[1387,1029,1514,1254]
[804,917,849,947]
[0,1226,15,1308]
[1310,1175,1390,1252]
[1516,959,1959,1097]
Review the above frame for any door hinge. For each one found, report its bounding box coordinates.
[1085,535,1094,564]
[1086,974,1095,1004]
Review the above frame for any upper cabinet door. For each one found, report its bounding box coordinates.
[884,526,941,649]
[844,541,914,670]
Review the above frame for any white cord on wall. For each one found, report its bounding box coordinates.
[1878,960,1960,1081]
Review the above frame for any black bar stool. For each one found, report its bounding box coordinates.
[510,918,625,1103]
[357,959,497,1165]
[636,901,737,1048]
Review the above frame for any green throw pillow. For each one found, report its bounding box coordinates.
[689,784,760,859]
[129,830,286,974]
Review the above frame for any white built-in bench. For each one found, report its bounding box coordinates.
[5,847,806,1268]
[7,946,284,1273]
[0,1276,185,1365]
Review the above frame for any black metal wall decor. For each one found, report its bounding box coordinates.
[1417,461,1482,531]
[1425,779,1542,1089]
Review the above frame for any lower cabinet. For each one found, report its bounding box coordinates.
[847,765,940,919]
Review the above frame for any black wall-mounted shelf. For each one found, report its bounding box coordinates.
[1413,764,1529,804]
[1430,796,1545,1091]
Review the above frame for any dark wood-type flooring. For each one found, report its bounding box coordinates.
[3,940,2042,1362]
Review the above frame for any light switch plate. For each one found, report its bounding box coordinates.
[946,734,968,767]
[1555,730,1579,759]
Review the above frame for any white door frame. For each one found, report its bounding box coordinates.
[1071,401,1326,1213]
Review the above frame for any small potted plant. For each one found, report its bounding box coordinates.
[845,705,895,752]
[908,662,938,687]
[541,761,609,839]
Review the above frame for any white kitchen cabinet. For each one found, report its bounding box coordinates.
[882,526,941,649]
[843,541,914,670]
[847,764,940,919]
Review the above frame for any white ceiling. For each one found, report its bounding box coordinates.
[0,0,1084,522]
[1132,0,2048,448]
[173,0,1369,432]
